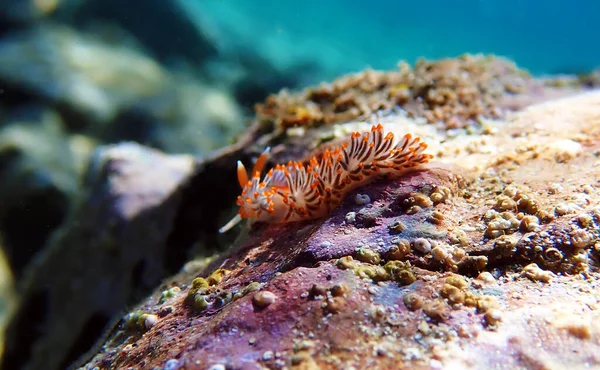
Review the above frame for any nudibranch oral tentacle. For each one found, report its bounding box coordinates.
[218,124,433,233]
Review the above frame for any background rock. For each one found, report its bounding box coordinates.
[0,245,15,362]
[0,105,83,277]
[0,23,247,152]
[2,143,196,370]
[61,0,218,68]
[0,24,169,125]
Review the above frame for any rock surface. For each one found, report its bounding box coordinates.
[2,143,196,370]
[80,90,600,369]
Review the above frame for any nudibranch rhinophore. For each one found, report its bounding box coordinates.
[219,124,433,233]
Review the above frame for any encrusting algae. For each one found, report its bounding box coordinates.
[256,54,531,131]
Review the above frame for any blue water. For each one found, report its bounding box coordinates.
[188,0,599,83]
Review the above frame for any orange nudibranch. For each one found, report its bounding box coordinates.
[219,123,433,233]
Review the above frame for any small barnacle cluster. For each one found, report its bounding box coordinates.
[159,286,181,304]
[440,275,470,304]
[519,262,554,283]
[422,299,449,322]
[430,241,477,272]
[429,185,452,205]
[185,269,233,312]
[381,185,476,272]
[439,274,502,327]
[410,233,482,273]
[484,186,553,239]
[397,186,452,217]
[386,237,411,260]
[356,247,381,264]
[388,221,478,273]
[554,202,582,216]
[492,235,519,259]
[384,260,417,285]
[402,191,434,215]
[561,217,598,273]
[336,250,417,286]
[398,274,502,327]
[123,310,159,332]
[554,201,599,272]
[447,228,470,247]
[484,210,521,239]
[482,185,600,273]
[308,283,350,314]
[552,185,595,218]
[411,276,472,323]
[354,260,391,283]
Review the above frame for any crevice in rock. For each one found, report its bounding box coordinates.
[59,312,111,370]
[1,188,69,277]
[162,123,268,275]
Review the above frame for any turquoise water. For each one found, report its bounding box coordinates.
[188,0,599,81]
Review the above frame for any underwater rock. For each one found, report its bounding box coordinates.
[114,80,246,155]
[0,23,246,156]
[580,67,600,87]
[63,0,218,66]
[255,54,590,132]
[0,0,62,23]
[0,105,83,277]
[0,23,169,126]
[1,143,196,370]
[81,89,600,369]
[0,241,17,363]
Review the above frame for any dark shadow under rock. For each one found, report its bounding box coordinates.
[0,106,79,277]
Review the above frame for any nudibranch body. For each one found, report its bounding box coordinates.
[219,124,433,233]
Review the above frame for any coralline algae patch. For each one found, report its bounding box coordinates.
[89,226,600,370]
[95,254,516,369]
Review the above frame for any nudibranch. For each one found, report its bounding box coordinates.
[219,124,433,233]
